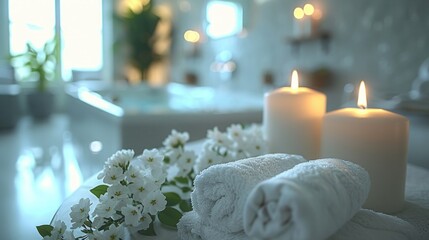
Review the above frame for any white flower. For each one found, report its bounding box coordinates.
[207,127,232,146]
[165,148,182,164]
[97,167,107,180]
[87,231,104,240]
[173,150,197,177]
[129,181,157,202]
[176,164,193,177]
[70,198,91,229]
[142,191,167,215]
[91,216,105,230]
[121,204,142,227]
[139,149,164,168]
[149,162,165,180]
[230,145,247,159]
[62,231,75,240]
[244,137,266,157]
[93,194,117,218]
[43,235,57,240]
[99,224,125,240]
[113,198,133,219]
[177,150,197,168]
[194,149,224,173]
[163,130,189,148]
[126,164,144,183]
[203,139,230,159]
[227,124,244,141]
[107,149,134,168]
[43,220,70,240]
[107,183,130,200]
[139,212,152,230]
[136,150,166,181]
[245,124,263,138]
[103,166,125,184]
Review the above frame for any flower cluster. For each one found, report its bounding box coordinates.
[195,124,266,173]
[37,124,265,240]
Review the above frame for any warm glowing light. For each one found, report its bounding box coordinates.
[303,4,315,16]
[118,0,151,16]
[294,7,304,20]
[313,8,323,20]
[206,1,243,39]
[291,70,299,90]
[184,30,200,43]
[357,81,367,109]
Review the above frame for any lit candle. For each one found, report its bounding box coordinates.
[321,81,409,213]
[263,70,326,159]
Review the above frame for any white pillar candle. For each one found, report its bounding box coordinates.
[264,70,326,159]
[321,81,409,213]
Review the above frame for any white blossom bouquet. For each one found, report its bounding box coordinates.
[37,124,265,240]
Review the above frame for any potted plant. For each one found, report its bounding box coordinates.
[114,2,169,82]
[10,37,58,120]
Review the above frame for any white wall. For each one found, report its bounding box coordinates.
[161,0,429,110]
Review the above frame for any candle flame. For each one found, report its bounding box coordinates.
[357,81,367,109]
[291,70,299,90]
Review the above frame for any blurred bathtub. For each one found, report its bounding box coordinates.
[66,82,263,161]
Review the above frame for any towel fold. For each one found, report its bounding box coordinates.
[331,209,419,240]
[177,211,247,240]
[191,153,307,233]
[244,158,370,240]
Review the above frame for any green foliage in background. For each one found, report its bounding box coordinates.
[9,37,59,91]
[116,2,162,80]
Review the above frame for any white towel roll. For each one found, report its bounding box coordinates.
[176,211,202,240]
[177,211,247,240]
[331,209,419,240]
[191,153,307,233]
[244,158,370,240]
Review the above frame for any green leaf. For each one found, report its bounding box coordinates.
[164,192,181,206]
[181,187,192,193]
[158,207,183,229]
[82,229,92,234]
[139,221,156,236]
[84,220,92,227]
[90,184,109,198]
[175,176,189,184]
[179,200,193,212]
[36,225,53,237]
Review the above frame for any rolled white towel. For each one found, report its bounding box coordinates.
[177,211,247,240]
[244,158,370,240]
[191,153,307,233]
[331,209,419,240]
[177,211,202,240]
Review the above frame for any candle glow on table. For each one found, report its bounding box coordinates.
[321,81,409,213]
[263,70,326,159]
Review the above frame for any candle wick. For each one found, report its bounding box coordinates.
[359,105,366,110]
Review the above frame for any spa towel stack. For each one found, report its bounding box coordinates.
[244,158,371,240]
[177,153,307,239]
